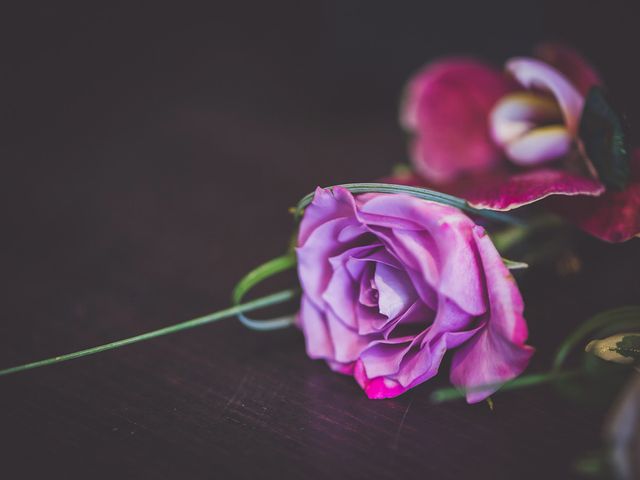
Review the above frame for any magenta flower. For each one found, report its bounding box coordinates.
[296,187,533,402]
[400,58,515,182]
[399,43,640,242]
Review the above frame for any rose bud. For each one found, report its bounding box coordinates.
[295,187,534,403]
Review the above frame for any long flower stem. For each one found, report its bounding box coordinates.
[430,369,583,404]
[0,288,299,377]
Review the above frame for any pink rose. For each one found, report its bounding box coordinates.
[295,187,533,403]
[399,43,640,242]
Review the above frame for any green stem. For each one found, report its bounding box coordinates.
[232,253,298,331]
[0,288,299,377]
[430,369,583,404]
[295,183,525,225]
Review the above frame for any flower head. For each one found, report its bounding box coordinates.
[397,43,639,242]
[296,187,533,402]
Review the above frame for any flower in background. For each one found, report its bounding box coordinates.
[490,44,601,168]
[398,43,640,243]
[295,187,533,402]
[400,58,515,183]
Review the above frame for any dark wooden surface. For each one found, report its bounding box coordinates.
[1,3,639,479]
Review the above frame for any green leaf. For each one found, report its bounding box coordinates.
[579,86,630,190]
[614,334,640,361]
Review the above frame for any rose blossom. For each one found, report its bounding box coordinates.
[295,187,533,403]
[397,43,640,242]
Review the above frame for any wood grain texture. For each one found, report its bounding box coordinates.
[1,2,639,479]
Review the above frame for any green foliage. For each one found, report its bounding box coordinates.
[232,253,298,331]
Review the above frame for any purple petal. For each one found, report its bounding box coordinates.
[358,272,378,307]
[354,301,387,335]
[353,359,409,399]
[358,194,486,314]
[392,298,477,388]
[374,263,415,319]
[327,360,355,375]
[322,264,358,328]
[297,187,358,245]
[297,295,334,360]
[358,334,421,379]
[400,59,514,183]
[326,308,372,364]
[449,227,534,403]
[297,217,361,308]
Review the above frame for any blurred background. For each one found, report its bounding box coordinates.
[1,1,639,479]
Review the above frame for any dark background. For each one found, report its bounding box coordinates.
[1,2,639,479]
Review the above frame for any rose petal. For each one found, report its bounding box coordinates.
[358,332,423,379]
[506,57,584,135]
[534,42,602,96]
[297,295,334,360]
[327,360,355,376]
[400,59,514,183]
[297,216,362,308]
[357,299,432,337]
[393,298,477,388]
[374,263,416,319]
[326,308,372,364]
[355,301,387,335]
[322,264,359,328]
[358,194,486,314]
[548,149,640,242]
[449,227,534,403]
[297,186,358,245]
[353,359,409,399]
